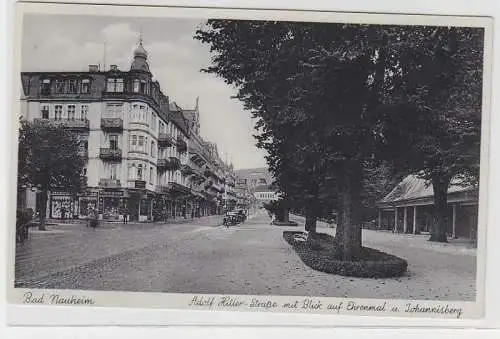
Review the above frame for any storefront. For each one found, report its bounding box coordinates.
[49,192,77,219]
[99,190,124,221]
[78,191,98,219]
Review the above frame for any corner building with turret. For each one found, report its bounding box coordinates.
[19,40,237,222]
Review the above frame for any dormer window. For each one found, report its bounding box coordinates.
[106,78,124,93]
[55,79,65,94]
[40,79,51,95]
[68,79,78,93]
[133,79,140,93]
[140,80,147,93]
[81,79,90,94]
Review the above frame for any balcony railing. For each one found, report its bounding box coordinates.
[180,164,194,176]
[168,181,191,194]
[176,136,188,153]
[99,178,121,188]
[158,132,175,147]
[99,148,122,161]
[134,180,146,189]
[34,118,89,130]
[101,118,123,131]
[157,157,181,171]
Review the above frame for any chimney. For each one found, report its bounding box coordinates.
[89,64,99,72]
[110,65,118,71]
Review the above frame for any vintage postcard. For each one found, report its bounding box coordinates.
[6,0,494,326]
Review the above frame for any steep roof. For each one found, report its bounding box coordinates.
[378,174,477,207]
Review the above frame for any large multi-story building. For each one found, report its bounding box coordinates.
[19,39,236,222]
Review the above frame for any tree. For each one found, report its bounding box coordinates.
[17,119,87,230]
[381,27,484,242]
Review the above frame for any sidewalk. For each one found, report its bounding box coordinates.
[15,214,223,286]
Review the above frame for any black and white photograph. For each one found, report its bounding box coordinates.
[7,2,493,322]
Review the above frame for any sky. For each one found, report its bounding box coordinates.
[21,13,268,170]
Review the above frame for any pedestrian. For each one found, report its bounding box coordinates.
[270,213,275,225]
[61,206,66,221]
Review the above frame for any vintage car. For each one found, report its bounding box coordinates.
[223,211,240,226]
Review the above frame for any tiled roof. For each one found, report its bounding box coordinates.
[378,174,476,205]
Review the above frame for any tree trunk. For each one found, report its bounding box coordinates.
[38,190,48,231]
[338,165,363,261]
[429,176,450,242]
[305,207,317,234]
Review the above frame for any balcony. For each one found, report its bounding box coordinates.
[176,136,187,153]
[34,118,89,131]
[101,118,123,132]
[168,181,191,195]
[158,132,175,147]
[157,157,181,172]
[180,164,194,176]
[134,180,146,189]
[99,148,122,161]
[99,178,121,188]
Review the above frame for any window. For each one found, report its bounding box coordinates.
[138,136,144,149]
[128,164,135,180]
[40,79,51,95]
[54,105,63,120]
[131,104,139,122]
[80,105,88,120]
[67,105,76,120]
[41,105,49,119]
[81,79,90,94]
[140,105,146,122]
[130,135,137,150]
[144,136,148,152]
[140,80,146,93]
[106,78,124,92]
[106,103,123,117]
[151,113,156,130]
[68,79,78,93]
[55,79,65,93]
[151,141,155,157]
[110,164,118,180]
[133,79,140,93]
[149,167,153,184]
[109,135,118,150]
[83,168,87,176]
[137,164,143,180]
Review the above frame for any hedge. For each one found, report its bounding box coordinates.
[283,231,408,278]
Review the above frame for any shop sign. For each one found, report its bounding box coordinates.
[135,180,146,189]
[100,191,124,198]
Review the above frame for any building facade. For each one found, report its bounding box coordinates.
[19,40,236,222]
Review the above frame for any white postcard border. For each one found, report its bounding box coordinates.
[5,0,496,328]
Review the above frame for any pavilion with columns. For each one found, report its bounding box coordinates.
[376,175,479,240]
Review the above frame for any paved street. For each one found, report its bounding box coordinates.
[15,211,476,301]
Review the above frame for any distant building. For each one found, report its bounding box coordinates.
[376,175,478,240]
[253,184,279,207]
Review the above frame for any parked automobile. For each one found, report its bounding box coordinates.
[223,211,239,226]
[236,209,247,222]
